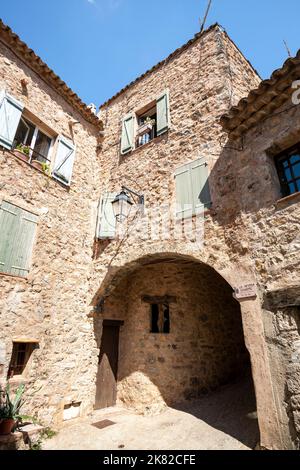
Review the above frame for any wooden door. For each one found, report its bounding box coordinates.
[95,320,122,410]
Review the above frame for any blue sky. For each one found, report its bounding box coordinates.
[1,1,300,107]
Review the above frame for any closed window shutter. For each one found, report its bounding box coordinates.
[156,90,170,136]
[0,91,23,150]
[10,210,38,277]
[175,164,193,219]
[0,201,21,274]
[190,158,211,213]
[175,158,211,219]
[121,114,134,154]
[52,136,76,186]
[97,192,117,239]
[0,201,38,277]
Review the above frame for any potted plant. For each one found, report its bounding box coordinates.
[13,144,30,162]
[41,162,50,175]
[137,117,156,136]
[0,384,25,435]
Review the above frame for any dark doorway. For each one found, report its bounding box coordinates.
[95,320,123,410]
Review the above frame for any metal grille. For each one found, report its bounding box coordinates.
[276,147,300,197]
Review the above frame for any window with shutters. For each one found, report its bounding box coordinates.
[0,90,76,186]
[150,304,170,334]
[121,90,170,154]
[13,116,54,167]
[175,157,211,219]
[275,145,300,197]
[0,201,38,277]
[7,342,37,378]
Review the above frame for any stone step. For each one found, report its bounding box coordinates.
[0,424,45,451]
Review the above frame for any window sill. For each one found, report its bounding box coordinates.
[276,191,300,206]
[122,132,168,157]
[10,150,70,190]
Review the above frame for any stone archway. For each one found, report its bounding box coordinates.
[93,253,268,448]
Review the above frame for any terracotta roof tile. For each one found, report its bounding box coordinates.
[220,49,300,137]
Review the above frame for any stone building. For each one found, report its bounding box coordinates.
[0,18,299,450]
[0,20,103,426]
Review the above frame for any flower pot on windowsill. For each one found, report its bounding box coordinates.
[13,149,30,163]
[0,418,15,436]
[31,159,43,171]
[137,122,154,137]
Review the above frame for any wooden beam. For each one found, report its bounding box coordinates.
[141,295,177,304]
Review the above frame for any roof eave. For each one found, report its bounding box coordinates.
[221,49,300,138]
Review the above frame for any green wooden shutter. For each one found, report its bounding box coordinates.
[0,201,21,274]
[0,201,38,277]
[0,92,23,150]
[175,158,211,219]
[52,136,76,186]
[121,114,134,154]
[97,192,117,239]
[156,90,170,136]
[174,163,193,219]
[10,210,38,277]
[190,158,211,213]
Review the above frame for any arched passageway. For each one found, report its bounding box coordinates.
[93,254,260,447]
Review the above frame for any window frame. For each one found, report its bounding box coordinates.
[135,102,158,149]
[150,303,170,334]
[7,342,37,379]
[120,89,170,155]
[275,144,300,198]
[14,114,55,165]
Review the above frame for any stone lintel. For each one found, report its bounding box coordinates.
[141,295,177,304]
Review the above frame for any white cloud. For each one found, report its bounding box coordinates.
[87,0,96,4]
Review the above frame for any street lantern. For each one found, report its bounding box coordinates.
[112,190,133,223]
[112,186,144,223]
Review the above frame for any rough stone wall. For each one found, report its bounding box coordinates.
[235,108,300,293]
[263,306,300,450]
[0,41,100,427]
[100,262,248,415]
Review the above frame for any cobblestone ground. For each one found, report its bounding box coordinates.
[44,376,259,450]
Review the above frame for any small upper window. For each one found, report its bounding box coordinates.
[136,104,157,148]
[150,303,170,334]
[275,147,300,197]
[120,90,170,155]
